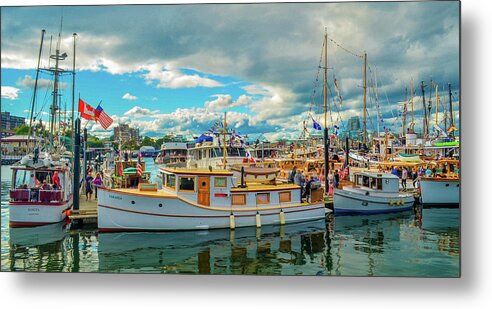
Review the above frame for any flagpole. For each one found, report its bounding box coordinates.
[323,29,330,195]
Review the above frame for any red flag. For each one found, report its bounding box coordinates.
[78,99,97,121]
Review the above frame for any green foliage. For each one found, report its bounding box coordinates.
[15,124,30,135]
[141,136,155,147]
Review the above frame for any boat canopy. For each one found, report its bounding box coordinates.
[195,134,213,143]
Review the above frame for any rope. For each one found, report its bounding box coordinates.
[327,35,364,59]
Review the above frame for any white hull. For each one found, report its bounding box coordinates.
[98,189,325,231]
[9,197,72,227]
[333,188,414,215]
[419,178,459,206]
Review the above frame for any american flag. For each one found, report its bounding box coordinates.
[136,153,143,177]
[96,105,113,130]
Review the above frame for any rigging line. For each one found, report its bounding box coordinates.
[326,35,364,59]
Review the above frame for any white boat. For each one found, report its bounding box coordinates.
[419,159,459,207]
[154,142,188,166]
[187,134,250,169]
[333,171,414,215]
[97,166,326,231]
[9,154,73,227]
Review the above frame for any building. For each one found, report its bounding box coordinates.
[347,116,361,140]
[113,123,140,143]
[1,112,26,138]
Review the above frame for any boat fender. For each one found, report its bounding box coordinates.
[365,191,369,196]
[256,212,262,228]
[396,199,400,205]
[279,210,285,225]
[229,213,236,230]
[389,199,393,206]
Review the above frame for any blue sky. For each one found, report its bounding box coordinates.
[1,1,460,140]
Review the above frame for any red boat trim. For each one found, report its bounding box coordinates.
[214,193,228,197]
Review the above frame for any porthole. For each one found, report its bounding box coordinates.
[202,182,206,186]
[445,184,449,187]
[457,184,460,187]
[131,201,135,204]
[158,203,163,207]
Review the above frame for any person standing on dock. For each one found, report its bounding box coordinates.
[93,173,103,199]
[85,172,94,201]
[401,167,408,191]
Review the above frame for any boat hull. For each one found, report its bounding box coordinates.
[419,178,459,207]
[333,189,414,215]
[9,197,73,227]
[97,189,326,231]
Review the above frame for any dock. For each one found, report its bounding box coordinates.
[69,194,98,226]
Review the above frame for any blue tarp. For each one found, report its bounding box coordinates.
[195,134,213,143]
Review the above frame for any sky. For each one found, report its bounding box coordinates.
[0,0,460,141]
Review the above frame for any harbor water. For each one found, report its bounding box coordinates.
[1,161,460,276]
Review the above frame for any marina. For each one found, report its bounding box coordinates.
[1,2,460,278]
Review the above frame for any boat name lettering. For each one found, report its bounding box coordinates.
[109,194,123,200]
[27,208,40,212]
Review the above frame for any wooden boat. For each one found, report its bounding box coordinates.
[333,171,414,215]
[419,159,460,207]
[97,166,326,231]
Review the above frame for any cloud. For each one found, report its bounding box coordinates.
[204,94,252,111]
[140,64,223,89]
[1,86,20,100]
[0,2,459,136]
[122,93,138,100]
[124,106,160,117]
[16,75,67,90]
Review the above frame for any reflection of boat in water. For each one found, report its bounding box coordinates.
[97,219,328,273]
[9,220,69,247]
[333,210,415,242]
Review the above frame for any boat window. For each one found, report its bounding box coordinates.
[279,191,291,203]
[165,174,176,189]
[232,194,246,206]
[370,177,377,189]
[214,177,227,188]
[214,148,224,158]
[179,176,195,191]
[376,178,383,190]
[362,176,370,187]
[256,193,270,205]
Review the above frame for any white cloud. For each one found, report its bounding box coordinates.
[122,93,138,100]
[204,94,252,111]
[124,106,160,118]
[1,86,20,100]
[16,75,67,90]
[141,64,223,89]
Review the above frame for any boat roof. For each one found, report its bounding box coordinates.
[354,171,399,179]
[230,167,280,176]
[160,167,233,176]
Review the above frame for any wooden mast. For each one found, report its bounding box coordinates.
[363,51,367,144]
[323,29,329,192]
[435,84,439,126]
[223,112,227,169]
[28,29,45,151]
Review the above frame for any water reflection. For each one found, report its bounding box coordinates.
[97,219,329,275]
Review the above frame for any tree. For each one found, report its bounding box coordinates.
[141,136,155,148]
[15,124,30,135]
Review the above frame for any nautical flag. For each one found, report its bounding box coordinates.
[136,152,143,177]
[333,124,339,136]
[312,117,322,130]
[334,77,343,106]
[246,150,256,164]
[447,124,457,133]
[95,105,113,130]
[78,99,97,121]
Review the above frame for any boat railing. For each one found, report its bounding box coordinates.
[10,188,63,203]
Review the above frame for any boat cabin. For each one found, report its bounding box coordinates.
[9,166,71,203]
[352,172,400,193]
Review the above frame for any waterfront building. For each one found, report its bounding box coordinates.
[1,112,26,138]
[113,123,140,143]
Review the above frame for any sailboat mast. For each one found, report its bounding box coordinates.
[403,87,407,138]
[375,67,380,139]
[71,33,77,153]
[323,29,329,192]
[448,83,454,137]
[411,79,415,128]
[50,35,62,136]
[421,81,427,136]
[28,29,45,147]
[363,51,367,144]
[223,112,227,169]
[435,84,439,126]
